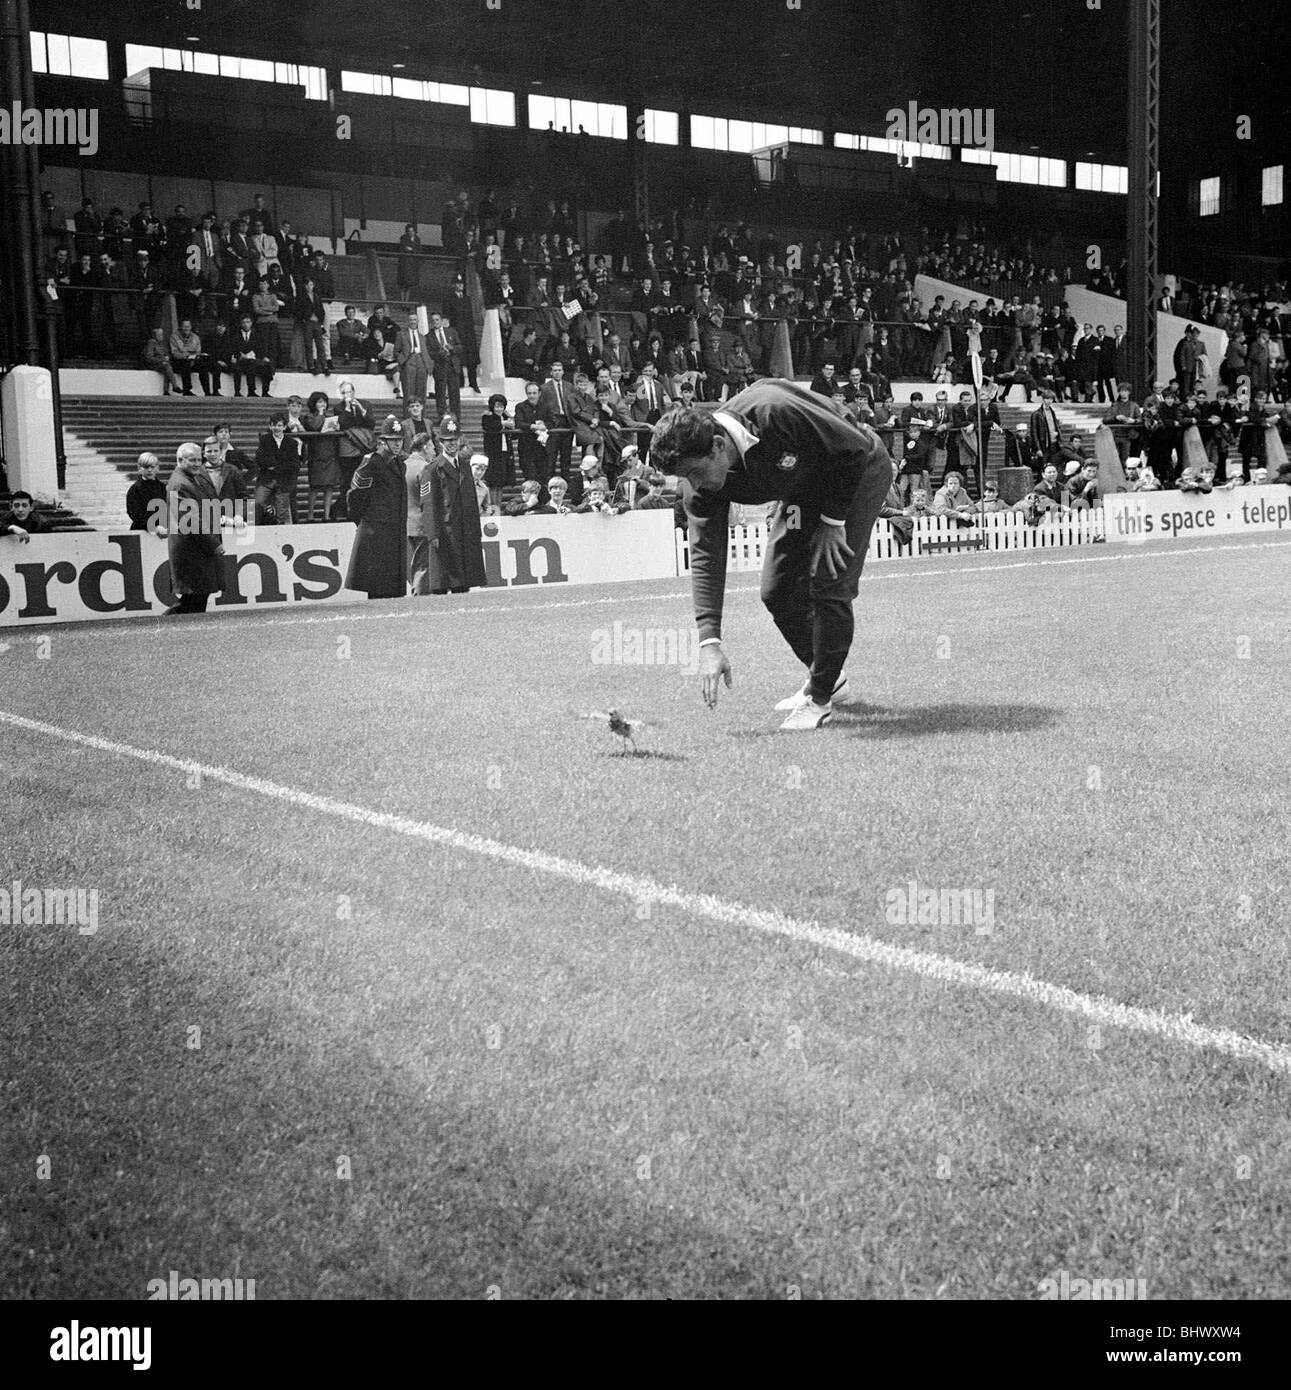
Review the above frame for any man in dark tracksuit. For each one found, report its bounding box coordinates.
[651,378,892,729]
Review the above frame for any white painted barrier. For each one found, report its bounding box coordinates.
[1103,485,1291,544]
[1,365,59,502]
[676,508,1107,574]
[0,512,680,627]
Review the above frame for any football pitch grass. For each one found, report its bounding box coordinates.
[2,531,1290,1300]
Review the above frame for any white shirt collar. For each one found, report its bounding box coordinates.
[712,410,759,460]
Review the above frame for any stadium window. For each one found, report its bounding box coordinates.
[643,109,678,145]
[1262,165,1284,207]
[357,72,471,105]
[835,132,947,162]
[124,43,164,75]
[1075,162,1128,194]
[696,115,820,153]
[728,120,754,152]
[691,114,721,150]
[341,69,389,96]
[573,100,626,139]
[31,31,109,80]
[470,87,514,127]
[1198,176,1220,216]
[528,94,617,136]
[127,42,325,96]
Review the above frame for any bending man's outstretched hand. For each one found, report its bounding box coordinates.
[700,642,733,709]
[810,520,855,580]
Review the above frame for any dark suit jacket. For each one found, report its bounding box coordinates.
[631,379,670,418]
[395,328,433,372]
[254,433,303,489]
[427,326,463,369]
[224,231,253,268]
[537,380,592,428]
[232,329,262,361]
[294,289,328,324]
[508,342,539,380]
[188,230,224,283]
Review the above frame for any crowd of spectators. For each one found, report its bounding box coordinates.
[115,372,676,539]
[478,206,1098,389]
[41,179,1289,415]
[29,181,1290,556]
[463,191,1287,412]
[39,189,341,378]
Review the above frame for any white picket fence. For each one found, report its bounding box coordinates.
[675,508,1106,573]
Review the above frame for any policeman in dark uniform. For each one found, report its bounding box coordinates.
[651,378,892,730]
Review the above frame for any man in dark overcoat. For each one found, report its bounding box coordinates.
[164,443,225,615]
[419,417,486,596]
[344,419,409,600]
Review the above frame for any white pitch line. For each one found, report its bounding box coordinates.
[3,705,1290,1080]
[13,536,1291,640]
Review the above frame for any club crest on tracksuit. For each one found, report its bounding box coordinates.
[777,452,798,471]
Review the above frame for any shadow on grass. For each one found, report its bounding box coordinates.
[731,701,1058,740]
[0,932,777,1299]
[603,747,689,762]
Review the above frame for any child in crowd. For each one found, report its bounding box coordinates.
[0,490,47,542]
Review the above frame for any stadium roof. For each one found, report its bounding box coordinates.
[36,0,1291,166]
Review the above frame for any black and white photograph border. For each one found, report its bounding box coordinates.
[1,0,1289,1347]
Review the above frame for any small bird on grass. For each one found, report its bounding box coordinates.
[575,708,660,755]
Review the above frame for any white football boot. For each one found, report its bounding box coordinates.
[778,699,834,731]
[774,670,850,711]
